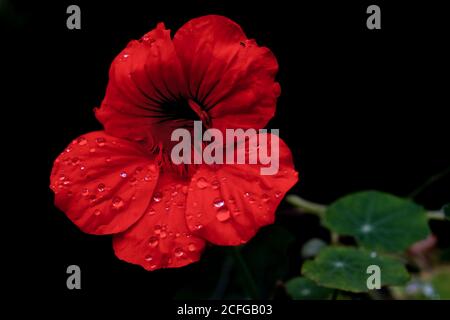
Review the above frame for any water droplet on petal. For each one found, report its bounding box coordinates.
[148,236,159,248]
[153,192,163,202]
[174,248,185,258]
[81,188,89,196]
[112,197,124,210]
[274,191,282,198]
[160,231,167,239]
[105,157,112,163]
[120,171,128,178]
[216,209,231,222]
[188,243,196,252]
[213,198,225,208]
[94,209,101,216]
[196,177,209,189]
[71,157,80,165]
[211,180,220,190]
[96,137,106,147]
[77,137,87,146]
[144,254,153,262]
[261,194,270,202]
[244,192,252,198]
[97,183,105,192]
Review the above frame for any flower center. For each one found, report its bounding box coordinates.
[159,99,210,128]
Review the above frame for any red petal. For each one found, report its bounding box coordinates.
[50,131,159,235]
[113,171,206,271]
[185,134,298,245]
[173,15,280,131]
[97,22,188,150]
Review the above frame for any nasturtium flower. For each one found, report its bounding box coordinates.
[50,15,298,271]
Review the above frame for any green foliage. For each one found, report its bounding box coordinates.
[324,191,430,252]
[302,247,409,292]
[285,277,333,300]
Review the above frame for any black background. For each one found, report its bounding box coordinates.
[6,0,449,298]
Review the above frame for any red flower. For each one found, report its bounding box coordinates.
[50,15,298,271]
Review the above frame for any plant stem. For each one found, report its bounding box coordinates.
[285,195,326,218]
[286,195,445,221]
[408,165,450,199]
[427,210,445,220]
[231,247,259,299]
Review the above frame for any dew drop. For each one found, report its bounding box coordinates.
[77,137,87,146]
[97,183,105,192]
[112,196,124,210]
[94,209,101,216]
[81,188,89,196]
[274,191,282,198]
[120,171,128,178]
[188,243,196,252]
[211,180,220,190]
[96,137,106,147]
[160,231,167,239]
[153,192,163,202]
[213,198,225,208]
[196,177,209,189]
[216,209,231,222]
[148,236,159,248]
[144,254,153,262]
[174,248,185,258]
[147,207,156,215]
[71,157,80,165]
[261,194,271,203]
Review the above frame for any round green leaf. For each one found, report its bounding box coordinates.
[324,191,430,252]
[302,246,409,292]
[285,277,333,300]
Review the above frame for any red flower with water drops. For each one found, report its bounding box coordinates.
[50,15,298,271]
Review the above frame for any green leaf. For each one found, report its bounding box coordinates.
[285,277,333,300]
[431,268,450,299]
[302,246,409,292]
[443,204,450,220]
[324,190,430,252]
